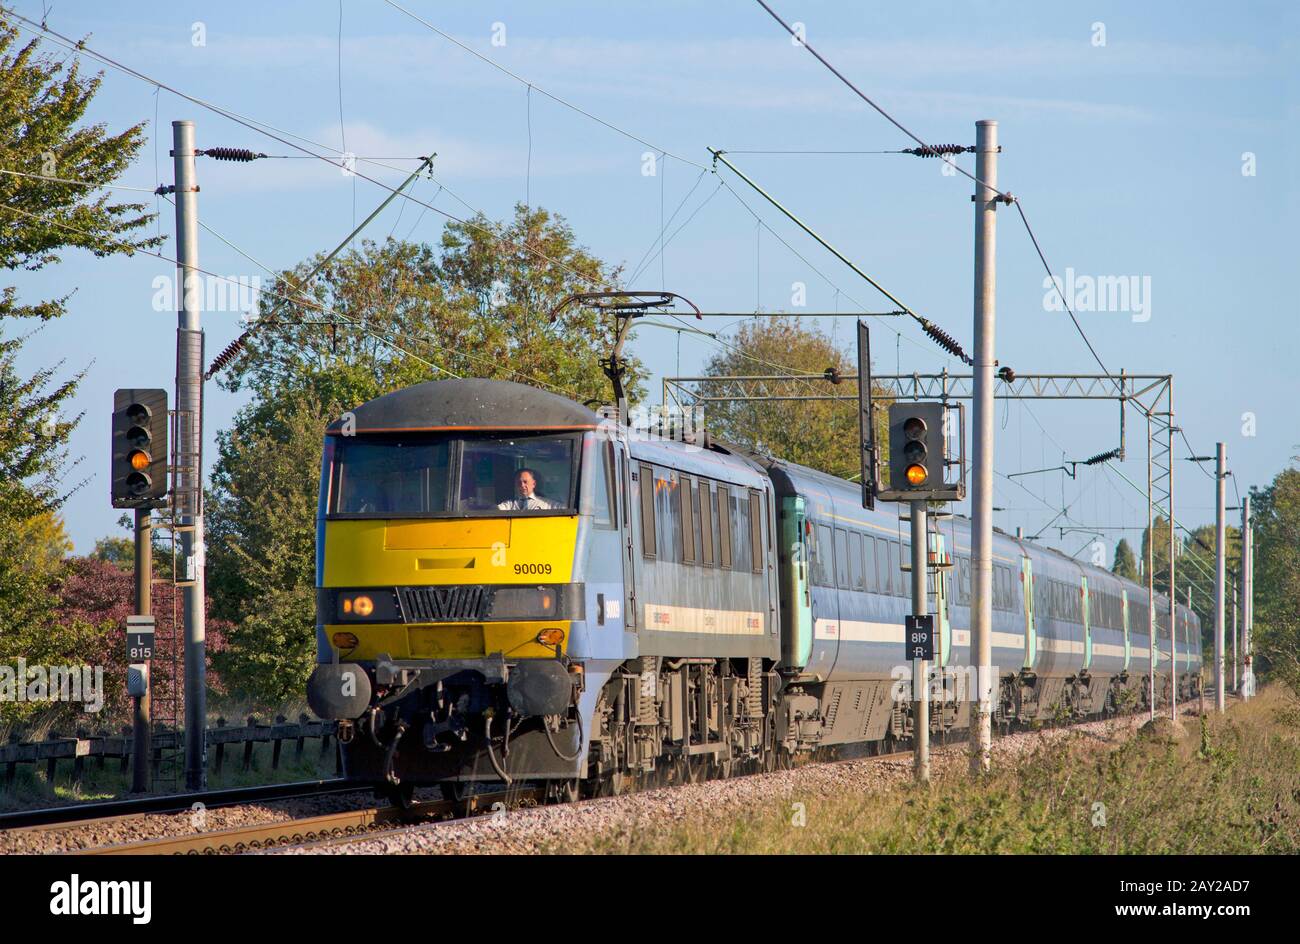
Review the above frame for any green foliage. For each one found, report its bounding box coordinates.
[207,207,643,703]
[1,20,156,700]
[1111,537,1138,580]
[696,315,890,479]
[1251,466,1300,696]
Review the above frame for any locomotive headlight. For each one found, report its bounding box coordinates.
[332,631,359,650]
[536,628,565,646]
[490,586,562,620]
[330,589,398,622]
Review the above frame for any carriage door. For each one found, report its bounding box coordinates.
[1121,589,1131,671]
[616,444,636,630]
[780,497,813,668]
[1021,557,1036,670]
[1081,577,1093,670]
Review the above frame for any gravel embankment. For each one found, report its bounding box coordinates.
[282,710,1172,855]
[0,786,412,855]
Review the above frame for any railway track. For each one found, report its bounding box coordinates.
[75,788,542,855]
[0,778,363,832]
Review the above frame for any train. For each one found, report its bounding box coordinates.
[306,378,1202,802]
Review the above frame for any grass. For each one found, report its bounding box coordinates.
[556,688,1300,854]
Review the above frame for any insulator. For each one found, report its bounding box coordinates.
[903,144,972,158]
[1084,447,1121,466]
[823,367,842,385]
[200,147,265,163]
[205,331,250,379]
[921,319,972,365]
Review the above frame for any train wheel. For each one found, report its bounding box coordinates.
[385,782,416,811]
[546,778,581,804]
[598,767,629,797]
[439,781,470,804]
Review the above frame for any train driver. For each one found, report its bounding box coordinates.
[496,467,561,510]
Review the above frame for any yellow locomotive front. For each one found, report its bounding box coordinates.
[306,379,607,797]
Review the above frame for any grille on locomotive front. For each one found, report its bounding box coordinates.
[398,585,490,622]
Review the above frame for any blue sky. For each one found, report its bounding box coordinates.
[6,0,1296,566]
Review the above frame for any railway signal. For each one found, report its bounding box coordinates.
[878,401,963,502]
[111,388,168,508]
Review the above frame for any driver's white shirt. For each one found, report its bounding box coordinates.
[496,495,561,510]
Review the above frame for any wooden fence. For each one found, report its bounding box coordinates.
[1,715,340,787]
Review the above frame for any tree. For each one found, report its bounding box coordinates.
[1250,466,1300,695]
[207,207,643,703]
[696,315,891,479]
[0,19,159,693]
[1111,538,1138,581]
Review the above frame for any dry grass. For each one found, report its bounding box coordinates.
[561,689,1300,854]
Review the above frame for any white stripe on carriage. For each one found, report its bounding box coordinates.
[644,603,765,635]
[1091,642,1128,658]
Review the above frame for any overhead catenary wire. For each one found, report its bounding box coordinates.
[0,166,158,192]
[752,0,1122,397]
[709,148,973,366]
[2,10,615,299]
[379,0,708,172]
[0,202,457,379]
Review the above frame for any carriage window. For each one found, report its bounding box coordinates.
[730,488,753,573]
[699,481,714,565]
[813,523,834,587]
[333,437,451,515]
[888,541,901,596]
[834,529,849,589]
[681,476,696,564]
[863,534,878,593]
[639,464,656,558]
[749,490,764,574]
[653,467,683,563]
[458,436,576,511]
[717,485,733,568]
[850,532,864,590]
[579,438,615,529]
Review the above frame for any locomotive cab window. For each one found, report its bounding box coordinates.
[330,432,578,517]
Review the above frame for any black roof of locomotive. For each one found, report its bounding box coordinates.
[324,378,603,435]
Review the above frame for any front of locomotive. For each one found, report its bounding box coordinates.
[305,378,621,794]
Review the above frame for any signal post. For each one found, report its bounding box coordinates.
[111,388,168,792]
[859,324,964,785]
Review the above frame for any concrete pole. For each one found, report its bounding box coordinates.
[173,120,207,790]
[1231,584,1238,693]
[1242,496,1252,700]
[132,508,151,793]
[1214,443,1226,711]
[970,119,999,774]
[1167,412,1177,723]
[911,501,929,784]
[1146,412,1156,721]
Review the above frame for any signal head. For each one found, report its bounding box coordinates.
[903,416,927,441]
[906,463,929,486]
